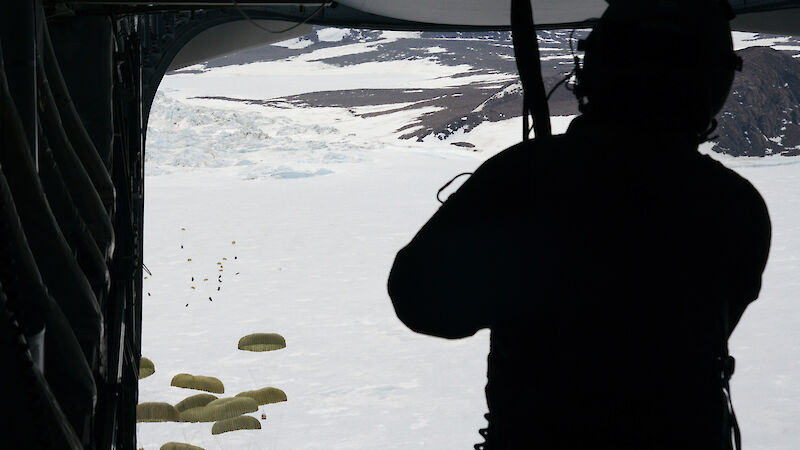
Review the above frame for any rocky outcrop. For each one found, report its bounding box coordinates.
[714,47,800,156]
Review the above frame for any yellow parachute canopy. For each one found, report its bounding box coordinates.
[170,374,224,394]
[136,402,179,423]
[211,415,261,435]
[160,443,204,450]
[139,357,155,380]
[174,393,218,413]
[236,387,287,405]
[238,333,286,352]
[179,397,258,423]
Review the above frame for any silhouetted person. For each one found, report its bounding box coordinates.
[388,1,771,449]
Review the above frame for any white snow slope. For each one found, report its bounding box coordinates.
[138,31,800,449]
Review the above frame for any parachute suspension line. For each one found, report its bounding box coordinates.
[511,0,551,142]
[230,0,328,34]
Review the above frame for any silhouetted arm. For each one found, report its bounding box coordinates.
[388,144,534,339]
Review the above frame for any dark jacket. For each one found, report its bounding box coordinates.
[388,115,771,449]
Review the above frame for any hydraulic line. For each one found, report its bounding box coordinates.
[38,59,115,259]
[0,169,95,444]
[42,17,116,217]
[0,47,104,372]
[0,167,47,361]
[38,128,111,301]
[0,302,84,449]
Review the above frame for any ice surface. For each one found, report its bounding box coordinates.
[317,27,352,43]
[732,31,796,51]
[147,92,369,180]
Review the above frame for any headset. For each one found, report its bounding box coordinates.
[571,0,743,141]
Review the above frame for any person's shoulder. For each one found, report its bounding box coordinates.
[696,154,769,223]
[451,135,575,203]
[477,134,574,174]
[697,155,763,199]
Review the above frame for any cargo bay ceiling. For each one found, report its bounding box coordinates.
[66,0,800,34]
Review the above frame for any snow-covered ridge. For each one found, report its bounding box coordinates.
[164,27,800,157]
[472,82,521,113]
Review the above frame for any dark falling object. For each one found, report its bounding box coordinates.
[185,304,188,307]
[147,292,151,296]
[217,287,220,291]
[209,297,212,301]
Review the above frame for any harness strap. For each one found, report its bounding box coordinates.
[511,0,552,141]
[721,301,742,450]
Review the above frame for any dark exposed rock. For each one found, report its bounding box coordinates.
[450,142,476,148]
[713,47,800,156]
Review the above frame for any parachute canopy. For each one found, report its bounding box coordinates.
[170,373,225,394]
[139,357,155,380]
[136,402,180,423]
[174,393,218,413]
[179,397,258,423]
[211,415,262,435]
[160,443,205,450]
[238,333,286,352]
[236,387,288,405]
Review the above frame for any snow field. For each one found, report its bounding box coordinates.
[141,102,800,450]
[138,146,492,449]
[716,155,800,450]
[139,33,800,448]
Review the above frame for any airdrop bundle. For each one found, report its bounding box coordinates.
[136,332,288,445]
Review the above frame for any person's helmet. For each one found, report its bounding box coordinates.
[574,0,742,136]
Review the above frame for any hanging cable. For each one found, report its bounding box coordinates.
[231,1,327,34]
[546,28,584,102]
[511,0,551,141]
